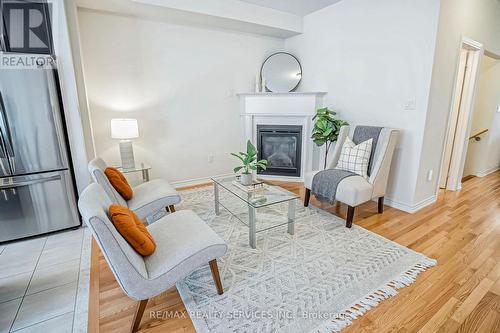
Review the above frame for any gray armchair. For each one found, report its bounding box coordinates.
[88,157,181,220]
[78,183,227,332]
[304,125,399,227]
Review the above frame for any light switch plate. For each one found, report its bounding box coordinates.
[404,99,416,111]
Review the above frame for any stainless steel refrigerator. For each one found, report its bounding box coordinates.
[0,63,80,243]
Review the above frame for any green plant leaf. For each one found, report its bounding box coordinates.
[317,119,327,129]
[246,140,257,156]
[256,161,267,170]
[233,166,243,173]
[323,128,333,136]
[231,152,246,161]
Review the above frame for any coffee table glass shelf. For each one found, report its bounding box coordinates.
[211,176,299,249]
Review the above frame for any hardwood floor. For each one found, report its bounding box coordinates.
[89,171,500,333]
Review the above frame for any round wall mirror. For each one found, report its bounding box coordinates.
[261,52,302,92]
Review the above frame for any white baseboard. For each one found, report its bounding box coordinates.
[172,173,233,188]
[384,195,437,214]
[474,166,500,178]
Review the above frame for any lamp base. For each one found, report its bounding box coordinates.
[119,140,135,169]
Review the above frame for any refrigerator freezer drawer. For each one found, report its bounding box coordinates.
[0,170,80,243]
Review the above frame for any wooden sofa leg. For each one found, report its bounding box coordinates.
[131,299,148,333]
[304,188,311,207]
[209,259,224,295]
[378,197,384,214]
[167,205,176,213]
[346,206,355,228]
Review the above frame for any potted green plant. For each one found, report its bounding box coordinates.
[311,107,349,169]
[231,140,268,185]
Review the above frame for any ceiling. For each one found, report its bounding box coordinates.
[239,0,341,16]
[77,0,304,38]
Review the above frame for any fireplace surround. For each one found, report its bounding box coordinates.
[238,91,326,181]
[257,125,302,177]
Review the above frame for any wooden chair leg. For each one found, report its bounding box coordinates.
[304,188,311,207]
[209,259,224,295]
[131,299,148,333]
[346,206,355,228]
[168,205,176,212]
[378,197,384,214]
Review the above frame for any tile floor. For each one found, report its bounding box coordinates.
[0,227,91,333]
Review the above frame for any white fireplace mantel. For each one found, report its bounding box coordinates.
[238,92,327,181]
[237,92,326,116]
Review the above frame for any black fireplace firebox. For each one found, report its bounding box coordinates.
[257,125,302,177]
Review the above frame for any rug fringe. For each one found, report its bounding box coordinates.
[312,257,437,333]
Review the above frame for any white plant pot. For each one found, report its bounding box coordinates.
[240,173,253,185]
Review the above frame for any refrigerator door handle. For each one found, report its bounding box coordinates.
[0,127,12,176]
[0,33,6,52]
[0,129,6,158]
[0,92,15,158]
[0,175,61,189]
[45,69,69,168]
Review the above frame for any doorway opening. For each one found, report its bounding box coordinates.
[462,53,500,182]
[439,39,483,190]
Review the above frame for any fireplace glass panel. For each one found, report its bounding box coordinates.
[257,125,302,177]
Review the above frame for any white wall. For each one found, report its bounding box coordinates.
[415,0,500,202]
[463,55,500,177]
[285,0,440,210]
[77,9,284,185]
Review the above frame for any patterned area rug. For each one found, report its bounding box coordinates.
[175,187,436,333]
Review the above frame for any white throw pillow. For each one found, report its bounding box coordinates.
[335,137,373,179]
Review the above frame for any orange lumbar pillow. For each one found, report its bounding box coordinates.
[108,204,156,256]
[105,167,133,200]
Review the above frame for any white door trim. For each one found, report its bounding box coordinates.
[436,37,484,192]
[439,48,469,188]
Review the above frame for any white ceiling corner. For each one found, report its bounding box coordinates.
[238,0,341,16]
[76,0,308,38]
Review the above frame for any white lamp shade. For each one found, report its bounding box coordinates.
[111,119,139,139]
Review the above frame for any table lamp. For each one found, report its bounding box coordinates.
[111,118,139,169]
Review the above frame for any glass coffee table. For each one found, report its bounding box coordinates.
[211,176,300,249]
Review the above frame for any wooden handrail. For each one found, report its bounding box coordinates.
[469,129,488,140]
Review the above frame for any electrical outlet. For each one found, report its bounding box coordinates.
[427,170,433,182]
[496,105,500,113]
[404,99,416,111]
[208,154,215,163]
